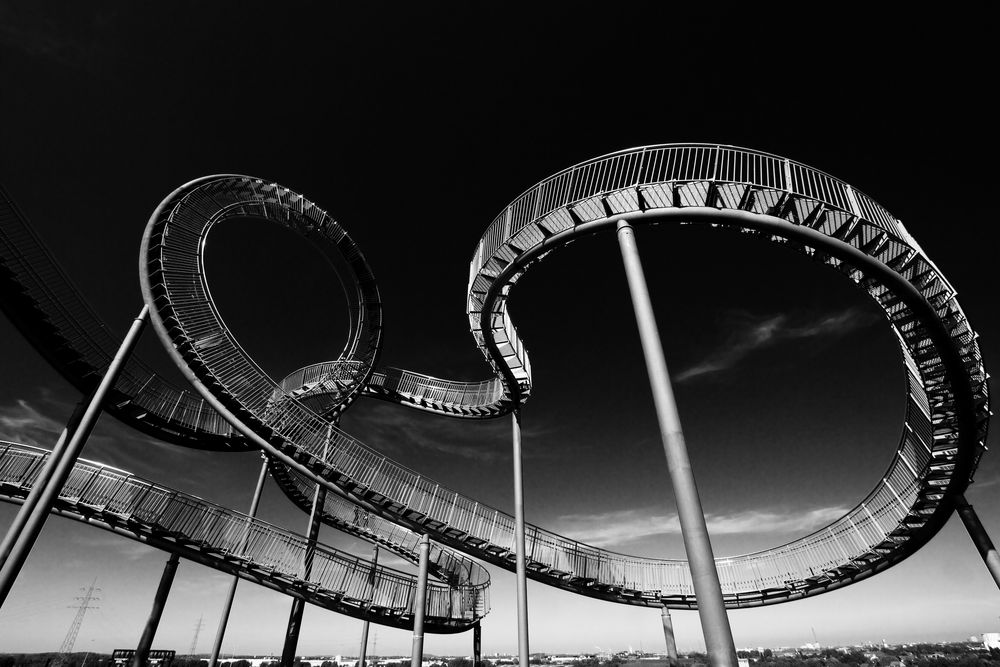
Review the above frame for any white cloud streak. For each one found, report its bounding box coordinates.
[0,394,204,474]
[347,401,560,462]
[0,398,68,447]
[674,307,877,383]
[554,504,850,548]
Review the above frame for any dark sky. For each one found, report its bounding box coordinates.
[0,2,996,656]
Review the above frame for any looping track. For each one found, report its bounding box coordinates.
[0,144,990,617]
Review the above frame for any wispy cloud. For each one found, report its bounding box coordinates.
[554,504,849,548]
[0,393,202,472]
[0,398,68,447]
[674,307,877,383]
[346,401,561,462]
[68,532,155,562]
[967,472,1000,493]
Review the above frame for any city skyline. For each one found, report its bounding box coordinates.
[0,3,996,659]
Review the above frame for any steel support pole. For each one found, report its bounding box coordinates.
[209,454,270,667]
[511,409,529,667]
[473,622,482,667]
[0,306,149,608]
[359,616,371,667]
[359,545,380,667]
[133,553,181,667]
[616,221,737,667]
[410,533,430,667]
[281,482,326,667]
[0,393,91,566]
[661,607,678,667]
[957,494,1000,589]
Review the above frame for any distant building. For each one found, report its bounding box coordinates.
[112,650,175,667]
[983,633,1000,651]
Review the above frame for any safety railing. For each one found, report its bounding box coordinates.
[279,360,366,395]
[0,441,486,622]
[0,187,237,445]
[2,154,987,610]
[471,144,903,276]
[145,175,956,602]
[365,367,505,411]
[277,465,490,601]
[140,167,987,605]
[262,375,933,598]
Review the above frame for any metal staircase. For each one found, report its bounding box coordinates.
[0,144,990,613]
[0,440,487,632]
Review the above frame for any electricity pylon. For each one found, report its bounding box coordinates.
[190,614,205,656]
[54,579,101,667]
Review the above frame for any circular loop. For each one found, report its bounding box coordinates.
[141,147,989,610]
[140,174,383,423]
[467,144,989,603]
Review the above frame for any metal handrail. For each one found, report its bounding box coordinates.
[471,144,902,281]
[1,143,987,611]
[274,464,490,591]
[0,186,240,447]
[140,164,987,605]
[0,441,488,621]
[364,367,505,410]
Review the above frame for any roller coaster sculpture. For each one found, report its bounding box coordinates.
[0,145,991,639]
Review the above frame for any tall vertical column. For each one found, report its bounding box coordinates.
[661,607,678,666]
[0,306,149,608]
[133,553,181,667]
[956,495,1000,589]
[359,545,380,667]
[209,454,270,667]
[473,622,482,667]
[410,533,430,667]
[616,221,737,667]
[0,393,90,565]
[511,409,529,667]
[281,481,327,667]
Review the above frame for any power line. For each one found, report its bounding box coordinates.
[54,578,101,667]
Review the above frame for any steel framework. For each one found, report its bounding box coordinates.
[0,441,488,632]
[0,144,990,617]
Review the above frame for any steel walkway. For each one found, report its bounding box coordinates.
[0,144,990,611]
[0,440,487,632]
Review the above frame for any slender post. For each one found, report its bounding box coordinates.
[133,553,181,667]
[616,221,737,667]
[359,545,380,667]
[511,409,529,667]
[661,607,678,667]
[410,533,430,667]
[0,306,149,608]
[0,393,91,565]
[956,495,1000,589]
[209,454,270,667]
[280,480,326,667]
[473,622,482,667]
